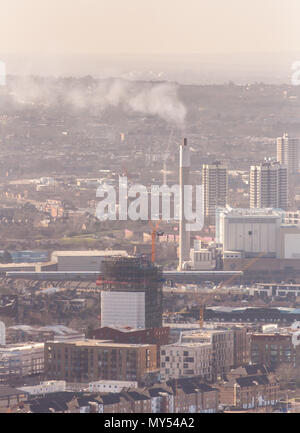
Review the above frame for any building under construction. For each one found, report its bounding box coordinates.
[98,256,163,329]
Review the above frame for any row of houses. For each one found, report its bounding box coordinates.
[4,378,218,413]
[1,365,280,413]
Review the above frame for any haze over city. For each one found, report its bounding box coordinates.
[1,0,300,419]
[1,0,300,83]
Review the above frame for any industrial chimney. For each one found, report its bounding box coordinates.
[178,138,191,270]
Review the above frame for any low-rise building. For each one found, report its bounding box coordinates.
[0,385,27,411]
[11,379,219,413]
[18,380,66,396]
[217,365,279,410]
[249,283,300,298]
[44,339,158,385]
[167,377,219,413]
[88,380,138,393]
[6,325,85,345]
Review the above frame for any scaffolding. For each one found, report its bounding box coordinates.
[99,256,163,291]
[98,256,163,328]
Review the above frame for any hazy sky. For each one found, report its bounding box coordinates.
[0,0,299,55]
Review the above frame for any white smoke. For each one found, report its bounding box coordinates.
[6,77,186,127]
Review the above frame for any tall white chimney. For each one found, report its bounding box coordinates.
[179,138,191,270]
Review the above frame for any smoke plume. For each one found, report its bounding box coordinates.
[5,76,187,127]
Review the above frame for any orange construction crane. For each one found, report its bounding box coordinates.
[196,293,211,328]
[148,220,163,263]
[196,252,267,328]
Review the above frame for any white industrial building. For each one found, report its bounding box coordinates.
[216,208,285,258]
[216,207,300,261]
[280,225,300,259]
[52,250,128,272]
[101,291,146,328]
[188,248,216,270]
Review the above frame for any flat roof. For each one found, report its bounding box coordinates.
[164,342,211,348]
[49,339,155,348]
[52,250,128,257]
[218,208,284,217]
[252,333,291,338]
[0,342,44,352]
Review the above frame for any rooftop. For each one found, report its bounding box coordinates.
[163,342,211,348]
[0,342,44,352]
[217,207,284,218]
[52,250,128,257]
[49,339,155,349]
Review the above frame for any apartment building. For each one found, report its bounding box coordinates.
[202,161,228,225]
[181,329,234,380]
[277,133,299,175]
[44,340,158,385]
[251,332,300,367]
[232,326,251,367]
[250,160,288,210]
[0,343,44,382]
[160,342,212,381]
[89,326,170,364]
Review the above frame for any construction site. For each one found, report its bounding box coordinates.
[98,256,163,329]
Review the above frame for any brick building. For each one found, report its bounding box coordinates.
[44,340,158,385]
[251,333,300,367]
[232,326,251,367]
[217,365,279,410]
[89,326,169,364]
[12,380,219,413]
[167,377,219,413]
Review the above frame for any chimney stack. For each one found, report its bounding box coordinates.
[178,138,191,270]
